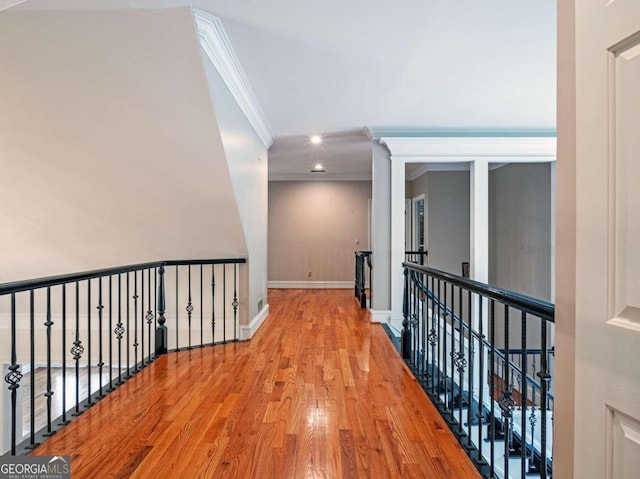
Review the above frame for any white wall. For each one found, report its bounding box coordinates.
[200,49,268,324]
[489,163,552,300]
[0,9,246,283]
[268,181,371,284]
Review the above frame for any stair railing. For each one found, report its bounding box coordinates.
[401,262,554,479]
[0,258,245,456]
[354,251,372,308]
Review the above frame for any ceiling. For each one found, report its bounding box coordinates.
[3,0,557,180]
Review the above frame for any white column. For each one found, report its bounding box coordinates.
[390,156,406,331]
[470,159,489,283]
[469,159,490,406]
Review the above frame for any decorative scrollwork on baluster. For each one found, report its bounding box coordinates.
[114,323,125,341]
[498,389,516,419]
[452,350,467,374]
[146,310,154,325]
[4,365,22,391]
[71,341,84,361]
[428,329,438,347]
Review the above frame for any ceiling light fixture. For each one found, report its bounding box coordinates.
[310,135,322,144]
[311,163,325,173]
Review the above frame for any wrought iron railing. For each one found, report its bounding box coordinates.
[405,248,428,265]
[0,258,245,456]
[401,262,554,479]
[354,251,372,308]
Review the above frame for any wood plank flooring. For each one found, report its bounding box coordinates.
[31,289,480,479]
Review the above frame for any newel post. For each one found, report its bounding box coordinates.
[400,268,411,359]
[155,265,168,355]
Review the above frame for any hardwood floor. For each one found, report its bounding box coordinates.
[31,289,480,479]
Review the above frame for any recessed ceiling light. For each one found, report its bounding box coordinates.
[310,135,322,144]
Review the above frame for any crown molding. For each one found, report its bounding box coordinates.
[193,7,273,148]
[269,173,372,182]
[382,137,556,159]
[366,126,557,140]
[406,163,429,180]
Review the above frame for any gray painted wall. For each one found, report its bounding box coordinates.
[489,163,552,301]
[411,171,470,275]
[268,181,371,282]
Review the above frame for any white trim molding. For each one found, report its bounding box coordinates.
[370,310,391,324]
[268,281,353,289]
[383,134,557,329]
[381,137,557,159]
[193,7,273,148]
[240,304,270,340]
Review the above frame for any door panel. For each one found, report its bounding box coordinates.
[573,0,640,477]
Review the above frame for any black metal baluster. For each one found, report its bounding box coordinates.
[147,269,153,361]
[133,272,139,371]
[466,291,473,449]
[44,287,54,432]
[155,265,167,355]
[126,272,130,376]
[539,320,550,479]
[29,290,35,447]
[476,295,485,463]
[140,271,144,367]
[449,282,455,419]
[442,280,448,412]
[401,269,410,360]
[176,265,179,351]
[86,280,92,407]
[436,279,442,401]
[521,310,528,478]
[420,275,427,381]
[61,284,68,425]
[501,305,512,479]
[5,293,22,454]
[154,266,158,335]
[72,282,82,415]
[529,379,538,472]
[429,276,437,394]
[186,265,193,349]
[233,263,238,341]
[211,265,216,344]
[200,264,204,346]
[223,265,227,343]
[457,285,465,435]
[116,274,124,383]
[489,299,496,478]
[411,272,418,367]
[97,278,104,399]
[108,276,114,391]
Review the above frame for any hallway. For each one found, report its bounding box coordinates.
[31,289,480,478]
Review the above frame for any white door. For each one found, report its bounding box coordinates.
[569,0,640,478]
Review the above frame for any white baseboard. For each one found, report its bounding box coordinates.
[370,310,391,324]
[388,317,404,336]
[240,304,269,340]
[268,281,353,289]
